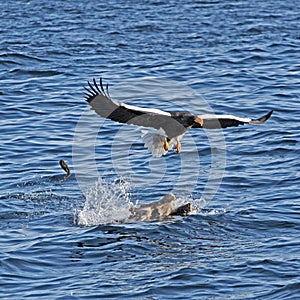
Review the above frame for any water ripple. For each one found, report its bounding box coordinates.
[1,0,300,298]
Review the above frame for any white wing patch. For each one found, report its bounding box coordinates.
[121,103,171,117]
[200,114,252,123]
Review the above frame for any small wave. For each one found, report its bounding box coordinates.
[132,24,162,32]
[0,53,49,62]
[9,68,63,77]
[0,59,22,66]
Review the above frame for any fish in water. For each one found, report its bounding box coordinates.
[58,160,193,222]
[128,193,193,222]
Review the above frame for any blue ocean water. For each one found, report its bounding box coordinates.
[1,0,300,299]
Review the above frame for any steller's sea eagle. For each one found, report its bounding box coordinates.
[84,78,273,157]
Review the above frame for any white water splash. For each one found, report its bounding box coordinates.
[75,177,133,226]
[75,177,210,226]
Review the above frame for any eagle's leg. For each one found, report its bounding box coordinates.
[163,138,170,151]
[174,139,181,154]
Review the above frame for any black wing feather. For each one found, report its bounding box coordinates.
[201,110,273,129]
[84,78,273,137]
[202,118,242,129]
[84,78,184,137]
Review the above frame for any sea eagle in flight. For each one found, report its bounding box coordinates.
[84,78,273,157]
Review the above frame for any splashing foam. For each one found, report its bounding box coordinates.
[76,177,133,226]
[75,177,210,226]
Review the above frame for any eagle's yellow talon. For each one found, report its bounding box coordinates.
[175,141,181,154]
[163,139,169,151]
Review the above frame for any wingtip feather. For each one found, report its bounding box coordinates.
[83,76,113,103]
[250,110,273,124]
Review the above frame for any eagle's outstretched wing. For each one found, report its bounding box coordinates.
[200,110,273,129]
[84,78,273,157]
[84,78,174,131]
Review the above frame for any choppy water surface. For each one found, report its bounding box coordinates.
[1,0,300,299]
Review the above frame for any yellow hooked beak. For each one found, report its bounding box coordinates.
[195,117,203,127]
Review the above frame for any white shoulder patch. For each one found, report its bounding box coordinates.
[121,103,171,117]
